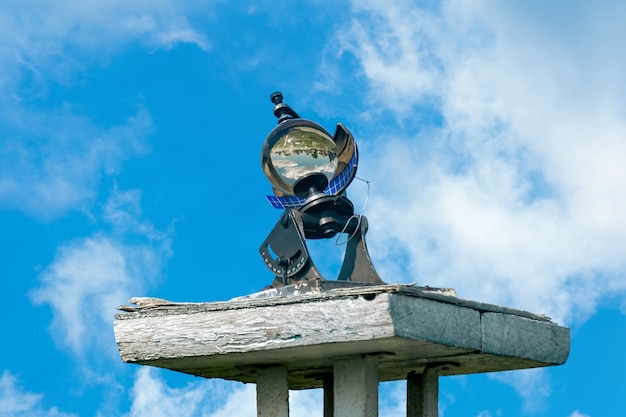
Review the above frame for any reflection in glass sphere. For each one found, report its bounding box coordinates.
[263,124,338,195]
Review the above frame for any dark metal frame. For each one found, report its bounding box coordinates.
[259,92,384,288]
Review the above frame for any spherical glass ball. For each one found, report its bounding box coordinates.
[262,120,338,195]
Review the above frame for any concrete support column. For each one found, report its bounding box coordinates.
[407,367,438,417]
[323,374,334,417]
[333,356,379,417]
[257,366,289,417]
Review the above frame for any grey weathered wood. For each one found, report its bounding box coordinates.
[257,366,289,417]
[114,284,570,389]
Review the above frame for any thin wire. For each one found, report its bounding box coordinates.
[335,176,371,246]
[354,176,371,215]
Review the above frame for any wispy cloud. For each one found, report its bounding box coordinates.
[0,371,76,417]
[326,0,626,326]
[124,368,408,417]
[0,108,153,219]
[321,2,626,412]
[490,369,551,414]
[0,1,211,219]
[475,411,502,417]
[332,2,443,113]
[125,368,234,417]
[379,381,407,417]
[0,0,210,81]
[568,410,590,417]
[30,188,172,357]
[124,368,278,417]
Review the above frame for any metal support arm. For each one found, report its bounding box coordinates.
[259,210,384,288]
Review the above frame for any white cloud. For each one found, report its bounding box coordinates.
[31,235,145,355]
[124,368,263,417]
[329,0,626,325]
[126,368,325,417]
[379,381,407,417]
[125,368,412,417]
[0,1,209,220]
[0,107,153,219]
[103,187,172,243]
[0,0,210,84]
[126,368,233,417]
[568,410,590,417]
[203,383,257,417]
[30,188,171,356]
[0,371,76,417]
[490,369,551,414]
[320,3,626,413]
[0,372,41,416]
[333,2,443,114]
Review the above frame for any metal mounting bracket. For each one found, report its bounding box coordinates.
[259,209,385,288]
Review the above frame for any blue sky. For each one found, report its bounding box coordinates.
[1,1,625,416]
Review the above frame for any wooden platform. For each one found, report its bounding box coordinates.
[114,282,570,390]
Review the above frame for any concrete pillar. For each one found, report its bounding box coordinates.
[257,366,289,417]
[323,374,334,417]
[407,367,438,417]
[333,356,379,417]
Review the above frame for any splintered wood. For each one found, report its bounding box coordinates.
[114,284,569,389]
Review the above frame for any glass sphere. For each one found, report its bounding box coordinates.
[262,121,338,195]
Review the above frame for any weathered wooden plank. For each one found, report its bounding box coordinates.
[115,293,395,363]
[114,284,570,389]
[115,283,552,323]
